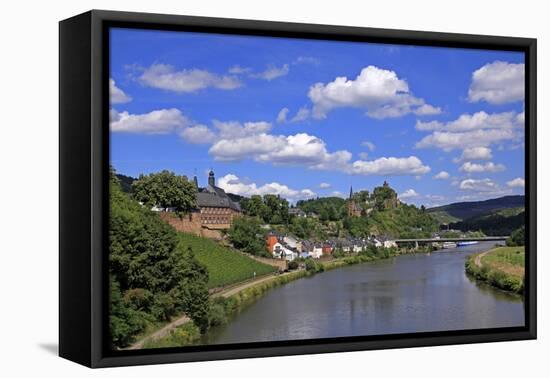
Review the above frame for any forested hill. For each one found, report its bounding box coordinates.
[427,195,525,224]
[116,173,136,194]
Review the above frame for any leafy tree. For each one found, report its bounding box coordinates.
[109,171,209,347]
[240,194,290,224]
[227,216,268,256]
[507,225,525,246]
[132,170,197,212]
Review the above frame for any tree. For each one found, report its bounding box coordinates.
[506,225,525,246]
[132,170,197,212]
[109,173,210,347]
[227,217,268,256]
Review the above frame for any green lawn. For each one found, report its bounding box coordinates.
[482,246,525,277]
[177,233,276,289]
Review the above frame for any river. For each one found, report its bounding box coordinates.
[203,241,524,345]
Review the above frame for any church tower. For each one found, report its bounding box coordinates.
[208,169,215,187]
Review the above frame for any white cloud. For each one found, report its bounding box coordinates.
[456,147,493,162]
[358,152,369,160]
[434,171,450,180]
[416,111,524,151]
[139,64,242,93]
[110,79,132,104]
[459,161,505,173]
[228,65,252,74]
[213,120,272,140]
[209,131,353,172]
[277,108,289,123]
[331,191,345,198]
[417,111,521,133]
[399,189,419,200]
[110,108,189,134]
[179,124,217,144]
[308,65,440,119]
[507,177,525,188]
[361,141,376,151]
[319,182,331,189]
[468,61,525,104]
[291,107,311,122]
[459,178,500,192]
[250,64,289,81]
[217,174,316,201]
[351,156,430,176]
[414,104,442,116]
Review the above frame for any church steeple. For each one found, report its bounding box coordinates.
[208,169,215,187]
[349,185,353,199]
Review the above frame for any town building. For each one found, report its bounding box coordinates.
[347,186,363,217]
[195,170,242,230]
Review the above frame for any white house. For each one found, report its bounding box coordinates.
[311,244,323,259]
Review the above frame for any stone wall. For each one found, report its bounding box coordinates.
[158,212,202,236]
[158,212,224,240]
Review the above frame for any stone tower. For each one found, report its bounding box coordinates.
[208,169,215,187]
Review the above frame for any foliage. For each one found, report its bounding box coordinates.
[506,225,526,246]
[109,173,209,348]
[427,195,525,224]
[132,170,197,212]
[288,216,327,240]
[372,184,397,211]
[227,216,269,256]
[240,194,289,224]
[450,208,525,236]
[116,173,136,194]
[465,247,525,294]
[177,232,276,288]
[142,322,202,349]
[287,260,299,270]
[296,197,346,221]
[364,204,438,238]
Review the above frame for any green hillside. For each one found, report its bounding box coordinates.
[449,207,525,236]
[177,233,276,289]
[427,195,525,224]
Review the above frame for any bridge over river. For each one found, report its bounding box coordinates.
[394,236,509,246]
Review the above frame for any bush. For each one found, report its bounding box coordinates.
[287,260,299,270]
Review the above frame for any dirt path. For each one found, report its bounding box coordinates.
[127,314,191,350]
[212,272,289,298]
[474,250,491,267]
[127,272,289,349]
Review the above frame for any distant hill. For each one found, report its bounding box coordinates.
[448,207,525,236]
[116,174,136,194]
[427,195,525,224]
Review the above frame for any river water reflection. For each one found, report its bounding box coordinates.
[204,241,524,345]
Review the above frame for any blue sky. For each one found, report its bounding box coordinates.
[110,28,525,207]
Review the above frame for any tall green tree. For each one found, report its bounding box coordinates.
[132,170,197,212]
[109,170,209,348]
[227,217,268,256]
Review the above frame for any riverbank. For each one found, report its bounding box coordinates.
[465,246,525,294]
[141,249,400,348]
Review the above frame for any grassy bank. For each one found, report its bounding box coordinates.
[143,248,398,348]
[465,246,525,294]
[177,233,277,289]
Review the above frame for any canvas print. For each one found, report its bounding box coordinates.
[108,28,526,351]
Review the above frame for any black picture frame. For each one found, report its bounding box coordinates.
[59,9,537,368]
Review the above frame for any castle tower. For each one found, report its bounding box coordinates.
[208,169,215,187]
